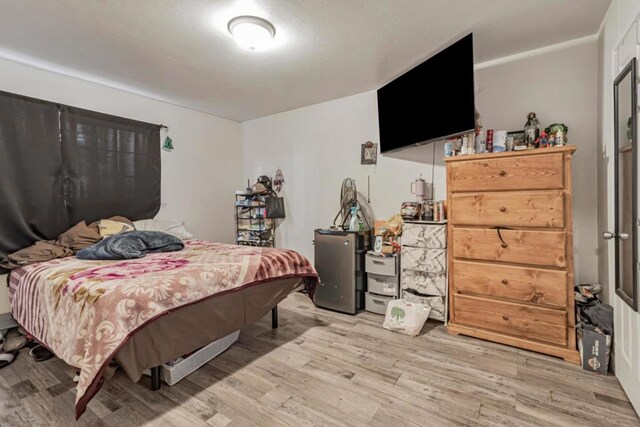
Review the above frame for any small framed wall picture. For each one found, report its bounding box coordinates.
[374,235,383,254]
[361,141,378,165]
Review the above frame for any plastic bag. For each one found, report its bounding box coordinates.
[383,299,431,336]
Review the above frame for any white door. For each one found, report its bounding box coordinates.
[609,24,640,414]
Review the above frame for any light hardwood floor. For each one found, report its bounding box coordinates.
[1,292,638,426]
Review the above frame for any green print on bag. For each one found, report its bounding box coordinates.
[391,306,406,321]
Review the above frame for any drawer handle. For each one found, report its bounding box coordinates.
[499,170,507,177]
[501,279,509,285]
[373,299,385,305]
[495,227,511,249]
[499,207,507,213]
[372,260,385,265]
[502,315,510,321]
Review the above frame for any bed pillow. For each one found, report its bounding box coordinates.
[133,219,194,240]
[98,219,135,238]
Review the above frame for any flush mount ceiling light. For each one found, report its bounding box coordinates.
[227,15,276,52]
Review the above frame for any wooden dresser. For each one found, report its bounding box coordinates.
[445,146,579,363]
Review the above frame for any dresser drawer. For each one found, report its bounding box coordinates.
[452,228,566,268]
[453,260,567,308]
[448,153,564,192]
[450,190,564,228]
[401,247,446,273]
[402,223,447,248]
[365,254,397,276]
[368,273,399,296]
[403,290,445,321]
[401,269,446,296]
[454,294,567,346]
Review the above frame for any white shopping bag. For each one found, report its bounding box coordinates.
[383,299,431,336]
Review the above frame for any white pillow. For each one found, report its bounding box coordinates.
[133,219,194,240]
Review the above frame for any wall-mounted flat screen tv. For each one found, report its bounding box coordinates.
[377,33,475,153]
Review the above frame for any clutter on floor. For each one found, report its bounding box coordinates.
[29,344,53,362]
[575,283,613,374]
[0,325,57,369]
[0,350,18,369]
[0,326,30,369]
[3,328,28,352]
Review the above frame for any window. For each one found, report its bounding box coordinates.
[0,91,161,264]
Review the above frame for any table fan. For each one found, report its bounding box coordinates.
[333,178,370,230]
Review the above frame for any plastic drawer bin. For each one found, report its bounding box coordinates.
[145,330,240,386]
[365,292,394,315]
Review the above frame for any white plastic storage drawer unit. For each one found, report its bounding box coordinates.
[401,221,448,323]
[365,252,399,314]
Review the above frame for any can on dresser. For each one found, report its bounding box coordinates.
[486,129,494,153]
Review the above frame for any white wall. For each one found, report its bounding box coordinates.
[243,90,447,263]
[0,58,244,314]
[244,41,600,288]
[475,40,599,284]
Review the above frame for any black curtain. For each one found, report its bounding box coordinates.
[60,106,161,224]
[0,91,69,259]
[0,91,161,265]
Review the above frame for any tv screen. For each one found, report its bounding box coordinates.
[377,33,475,153]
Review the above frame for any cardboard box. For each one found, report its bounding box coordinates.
[578,328,612,375]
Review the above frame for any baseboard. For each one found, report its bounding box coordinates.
[447,322,581,364]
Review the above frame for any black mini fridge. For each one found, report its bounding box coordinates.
[313,229,370,314]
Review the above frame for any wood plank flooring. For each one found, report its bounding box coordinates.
[1,292,638,426]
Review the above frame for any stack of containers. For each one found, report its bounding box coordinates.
[400,221,448,322]
[364,252,400,315]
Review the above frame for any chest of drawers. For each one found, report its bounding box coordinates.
[400,221,448,321]
[446,146,580,363]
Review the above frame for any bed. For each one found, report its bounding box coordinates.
[8,239,318,419]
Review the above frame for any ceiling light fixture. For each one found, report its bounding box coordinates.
[227,15,276,52]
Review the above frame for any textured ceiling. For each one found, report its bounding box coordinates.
[0,0,610,121]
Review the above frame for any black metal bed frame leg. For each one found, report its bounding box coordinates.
[272,305,278,329]
[150,366,162,391]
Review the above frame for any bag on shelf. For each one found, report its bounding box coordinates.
[383,299,431,336]
[265,193,286,219]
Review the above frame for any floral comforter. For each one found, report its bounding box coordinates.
[8,240,318,419]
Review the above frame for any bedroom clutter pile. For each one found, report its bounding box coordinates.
[0,216,133,269]
[0,217,191,269]
[444,111,568,157]
[575,283,614,374]
[0,327,53,370]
